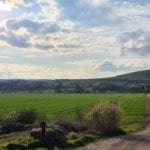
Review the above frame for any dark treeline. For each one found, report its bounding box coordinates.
[0,79,149,93]
[0,70,150,93]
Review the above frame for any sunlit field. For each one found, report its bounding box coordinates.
[0,94,145,125]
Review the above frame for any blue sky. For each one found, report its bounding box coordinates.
[0,0,149,79]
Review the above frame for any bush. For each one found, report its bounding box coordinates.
[17,110,37,124]
[4,109,38,125]
[4,112,20,125]
[87,102,121,135]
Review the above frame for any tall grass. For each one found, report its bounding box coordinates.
[87,102,122,135]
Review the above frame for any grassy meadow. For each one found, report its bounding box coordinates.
[0,93,145,125]
[0,93,147,149]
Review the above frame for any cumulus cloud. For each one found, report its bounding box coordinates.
[0,0,149,79]
[5,19,61,34]
[97,61,150,72]
[0,33,30,48]
[35,43,54,50]
[119,30,150,55]
[98,61,129,72]
[57,44,83,49]
[37,0,60,22]
[0,19,61,49]
[58,0,120,28]
[2,0,24,8]
[0,63,94,79]
[0,17,119,55]
[80,0,109,6]
[113,2,150,31]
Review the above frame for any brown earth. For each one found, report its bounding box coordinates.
[80,125,150,150]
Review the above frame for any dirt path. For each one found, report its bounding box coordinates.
[79,95,150,150]
[80,125,150,150]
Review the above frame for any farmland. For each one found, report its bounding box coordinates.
[0,93,145,125]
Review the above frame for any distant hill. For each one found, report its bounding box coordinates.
[0,70,150,93]
[114,70,150,81]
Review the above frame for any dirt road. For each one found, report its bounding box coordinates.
[80,125,150,150]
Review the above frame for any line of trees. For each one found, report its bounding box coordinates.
[0,79,149,93]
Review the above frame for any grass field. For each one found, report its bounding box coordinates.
[0,93,145,125]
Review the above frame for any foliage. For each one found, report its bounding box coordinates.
[4,109,38,125]
[17,109,38,124]
[0,133,39,150]
[66,132,98,147]
[0,70,150,93]
[4,112,20,125]
[87,102,122,135]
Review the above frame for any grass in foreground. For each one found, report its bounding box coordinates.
[0,132,38,150]
[0,93,147,149]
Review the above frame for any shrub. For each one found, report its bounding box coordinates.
[4,109,38,125]
[87,102,122,135]
[4,111,20,125]
[17,109,37,124]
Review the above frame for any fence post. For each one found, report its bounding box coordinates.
[40,121,46,142]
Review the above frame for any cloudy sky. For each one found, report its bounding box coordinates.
[0,0,149,79]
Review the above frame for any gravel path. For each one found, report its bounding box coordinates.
[80,125,150,150]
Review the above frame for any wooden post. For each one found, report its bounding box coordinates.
[144,85,148,97]
[40,121,46,142]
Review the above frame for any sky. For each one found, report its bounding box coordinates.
[0,0,149,79]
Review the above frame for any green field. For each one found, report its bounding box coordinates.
[0,93,145,125]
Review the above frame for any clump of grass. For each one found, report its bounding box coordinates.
[66,132,98,147]
[0,133,40,150]
[87,102,122,135]
[121,123,144,134]
[74,108,85,122]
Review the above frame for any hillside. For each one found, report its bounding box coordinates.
[0,70,150,93]
[114,70,150,81]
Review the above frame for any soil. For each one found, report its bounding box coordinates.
[80,125,150,150]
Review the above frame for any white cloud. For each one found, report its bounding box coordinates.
[0,0,149,79]
[68,58,150,74]
[0,1,11,11]
[2,0,24,8]
[1,18,122,56]
[113,2,150,31]
[101,59,150,72]
[0,63,97,79]
[36,0,60,22]
[80,0,109,6]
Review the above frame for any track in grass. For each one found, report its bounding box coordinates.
[0,93,145,125]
